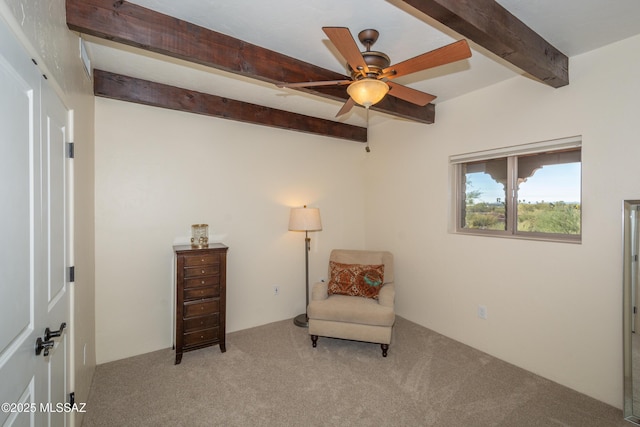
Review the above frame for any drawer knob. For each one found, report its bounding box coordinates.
[201,280,205,284]
[201,269,205,274]
[201,258,205,262]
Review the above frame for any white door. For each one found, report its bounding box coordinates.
[38,70,71,427]
[0,18,71,427]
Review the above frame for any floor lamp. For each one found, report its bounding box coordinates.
[288,205,322,327]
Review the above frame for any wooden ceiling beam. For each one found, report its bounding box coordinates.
[66,0,435,124]
[93,70,367,143]
[399,0,569,88]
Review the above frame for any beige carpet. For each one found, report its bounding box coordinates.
[83,317,626,426]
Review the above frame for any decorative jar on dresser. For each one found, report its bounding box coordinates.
[174,243,228,364]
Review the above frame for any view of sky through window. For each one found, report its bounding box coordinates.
[468,163,580,204]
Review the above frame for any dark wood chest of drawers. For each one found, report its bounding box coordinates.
[174,243,228,364]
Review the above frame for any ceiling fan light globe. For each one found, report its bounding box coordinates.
[347,79,389,108]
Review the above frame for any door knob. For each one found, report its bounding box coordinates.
[44,322,67,341]
[35,337,55,356]
[36,322,67,356]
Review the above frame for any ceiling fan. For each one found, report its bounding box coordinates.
[276,27,472,117]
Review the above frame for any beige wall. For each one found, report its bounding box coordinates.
[0,0,96,423]
[364,34,640,408]
[94,100,369,363]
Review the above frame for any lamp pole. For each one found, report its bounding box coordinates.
[294,231,311,327]
[289,205,322,328]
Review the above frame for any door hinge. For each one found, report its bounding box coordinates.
[69,392,75,405]
[67,142,74,159]
[634,306,637,314]
[68,266,75,283]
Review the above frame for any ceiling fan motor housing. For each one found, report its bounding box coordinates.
[349,51,390,80]
[347,28,391,80]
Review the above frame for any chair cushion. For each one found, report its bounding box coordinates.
[327,261,385,299]
[307,294,395,327]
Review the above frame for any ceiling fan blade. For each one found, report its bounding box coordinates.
[383,39,471,80]
[386,82,436,106]
[322,27,369,75]
[335,97,356,117]
[276,80,352,89]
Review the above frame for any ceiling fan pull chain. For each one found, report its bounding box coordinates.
[365,107,371,153]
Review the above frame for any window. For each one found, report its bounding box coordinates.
[451,137,581,242]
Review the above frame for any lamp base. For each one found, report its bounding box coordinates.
[293,313,308,328]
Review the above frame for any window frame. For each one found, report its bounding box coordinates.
[451,136,582,243]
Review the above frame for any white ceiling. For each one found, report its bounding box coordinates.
[83,0,640,126]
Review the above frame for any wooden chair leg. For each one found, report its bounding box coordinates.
[311,335,318,348]
[381,344,389,357]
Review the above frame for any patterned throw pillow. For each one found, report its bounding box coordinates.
[327,261,385,299]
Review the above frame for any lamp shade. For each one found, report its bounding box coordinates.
[288,206,322,231]
[347,78,389,108]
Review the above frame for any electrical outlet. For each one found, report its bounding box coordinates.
[477,305,488,320]
[273,285,279,296]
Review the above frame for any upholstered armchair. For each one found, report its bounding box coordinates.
[307,249,396,357]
